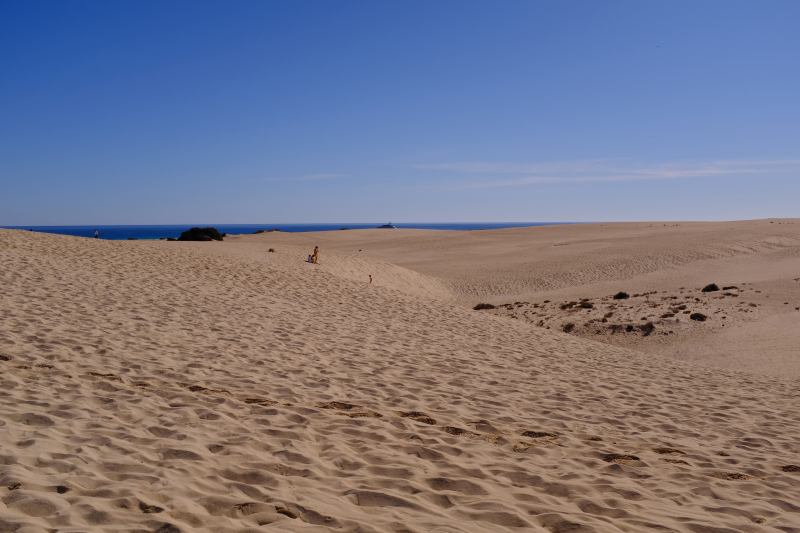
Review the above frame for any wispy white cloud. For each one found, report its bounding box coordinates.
[261,173,343,182]
[416,158,800,189]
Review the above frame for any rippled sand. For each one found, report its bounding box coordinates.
[1,224,799,532]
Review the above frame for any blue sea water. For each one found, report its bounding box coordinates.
[1,222,577,241]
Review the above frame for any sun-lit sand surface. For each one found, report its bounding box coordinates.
[1,222,799,532]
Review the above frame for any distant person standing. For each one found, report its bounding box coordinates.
[314,246,319,263]
[94,229,99,239]
[369,275,372,284]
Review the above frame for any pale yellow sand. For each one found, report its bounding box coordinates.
[1,225,799,532]
[270,219,800,378]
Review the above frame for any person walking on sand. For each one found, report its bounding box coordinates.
[369,275,372,284]
[314,246,319,264]
[94,229,99,239]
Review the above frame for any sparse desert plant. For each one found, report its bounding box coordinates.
[268,248,275,252]
[625,325,634,332]
[579,302,594,309]
[473,303,496,310]
[690,313,707,321]
[178,227,223,241]
[661,313,675,318]
[562,323,575,333]
[613,292,630,300]
[702,283,720,292]
[639,322,655,335]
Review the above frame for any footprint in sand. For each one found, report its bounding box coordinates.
[88,372,121,382]
[319,401,359,410]
[242,397,278,407]
[652,447,686,456]
[399,411,436,425]
[602,453,640,465]
[708,471,752,481]
[520,430,559,439]
[661,458,690,465]
[439,426,480,438]
[139,501,164,514]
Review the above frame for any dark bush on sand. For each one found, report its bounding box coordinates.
[701,284,719,292]
[639,322,655,335]
[474,303,496,310]
[579,302,594,309]
[562,323,575,333]
[690,313,707,321]
[178,227,223,242]
[613,292,630,300]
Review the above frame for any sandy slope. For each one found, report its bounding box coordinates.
[268,220,800,378]
[1,227,799,533]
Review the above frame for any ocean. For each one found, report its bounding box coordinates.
[1,222,577,241]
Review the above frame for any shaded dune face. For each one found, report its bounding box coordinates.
[0,228,799,532]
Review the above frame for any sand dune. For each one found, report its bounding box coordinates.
[269,220,800,378]
[1,226,799,532]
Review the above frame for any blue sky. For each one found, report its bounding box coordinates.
[1,1,798,224]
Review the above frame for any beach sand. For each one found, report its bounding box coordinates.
[1,221,799,532]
